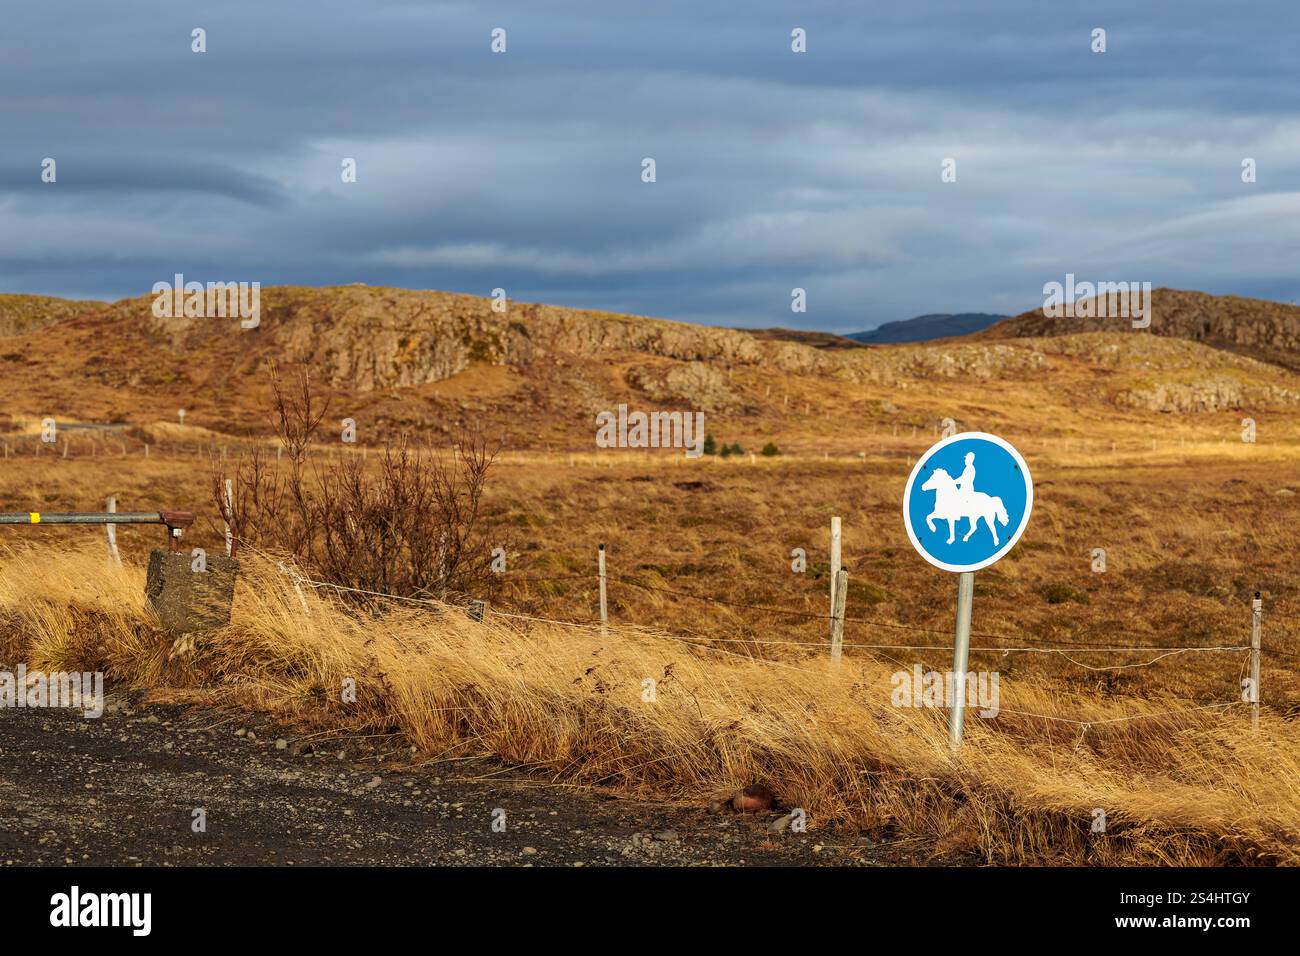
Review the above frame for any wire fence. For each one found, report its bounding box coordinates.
[501,567,1281,653]
[254,547,1271,736]
[498,566,1265,661]
[261,548,1268,661]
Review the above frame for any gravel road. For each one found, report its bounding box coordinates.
[0,694,906,867]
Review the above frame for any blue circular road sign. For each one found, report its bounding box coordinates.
[903,432,1033,573]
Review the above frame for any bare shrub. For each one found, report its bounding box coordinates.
[213,365,502,604]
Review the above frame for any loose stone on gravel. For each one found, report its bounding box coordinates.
[0,700,904,867]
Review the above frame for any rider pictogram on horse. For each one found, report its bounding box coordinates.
[920,451,1010,546]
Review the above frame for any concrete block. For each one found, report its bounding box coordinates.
[145,549,239,635]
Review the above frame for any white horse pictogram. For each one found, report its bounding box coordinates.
[921,465,1009,546]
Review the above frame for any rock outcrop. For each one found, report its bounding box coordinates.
[982,288,1300,371]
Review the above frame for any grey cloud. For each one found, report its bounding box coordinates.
[1,0,1298,330]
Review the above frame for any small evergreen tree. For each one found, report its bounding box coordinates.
[703,433,717,455]
[760,441,780,457]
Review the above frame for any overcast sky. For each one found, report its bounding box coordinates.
[2,1,1297,332]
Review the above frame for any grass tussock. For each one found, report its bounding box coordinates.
[0,544,1296,866]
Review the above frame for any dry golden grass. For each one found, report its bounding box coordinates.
[2,443,1298,701]
[0,544,1296,865]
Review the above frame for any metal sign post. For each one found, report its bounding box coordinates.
[902,432,1033,750]
[948,570,975,747]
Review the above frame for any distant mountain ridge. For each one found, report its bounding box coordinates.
[848,313,1008,344]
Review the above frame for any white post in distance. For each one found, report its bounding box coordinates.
[105,496,122,567]
[829,516,842,620]
[598,543,608,636]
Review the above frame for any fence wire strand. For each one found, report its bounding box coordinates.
[260,550,1261,663]
[253,551,1265,732]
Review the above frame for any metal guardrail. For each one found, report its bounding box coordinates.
[0,510,195,550]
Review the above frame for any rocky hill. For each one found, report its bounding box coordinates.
[742,328,867,351]
[982,288,1300,371]
[2,285,1298,449]
[0,294,105,338]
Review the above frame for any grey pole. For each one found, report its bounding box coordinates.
[948,570,975,749]
[0,510,194,550]
[0,511,166,525]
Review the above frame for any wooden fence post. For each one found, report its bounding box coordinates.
[437,531,448,594]
[292,578,310,614]
[830,569,848,663]
[598,543,608,635]
[105,496,122,567]
[1251,591,1262,731]
[223,479,234,557]
[829,516,842,617]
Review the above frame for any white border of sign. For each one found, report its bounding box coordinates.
[902,431,1034,573]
